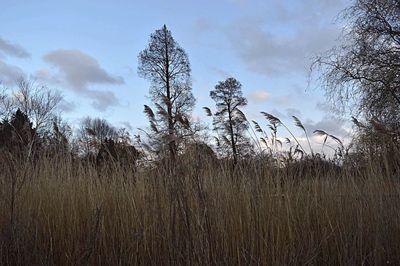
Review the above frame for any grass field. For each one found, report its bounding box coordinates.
[1,151,399,265]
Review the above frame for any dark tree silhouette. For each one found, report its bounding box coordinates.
[138,25,195,160]
[0,79,62,156]
[313,0,400,134]
[77,117,119,156]
[210,77,250,165]
[45,116,71,156]
[0,109,36,158]
[96,138,141,173]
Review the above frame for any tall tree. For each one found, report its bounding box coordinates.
[138,25,195,159]
[210,77,250,165]
[314,0,400,134]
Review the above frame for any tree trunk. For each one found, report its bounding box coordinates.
[227,104,237,166]
[164,26,176,161]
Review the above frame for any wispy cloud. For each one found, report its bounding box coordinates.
[86,90,119,111]
[248,90,270,103]
[193,17,213,33]
[285,107,301,117]
[42,49,124,111]
[0,37,29,85]
[226,17,340,76]
[43,49,124,89]
[33,68,61,84]
[0,59,25,85]
[58,99,76,113]
[210,67,232,79]
[220,0,349,77]
[0,37,31,58]
[303,116,349,138]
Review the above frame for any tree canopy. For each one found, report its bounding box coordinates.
[210,77,250,165]
[314,0,400,130]
[138,25,195,159]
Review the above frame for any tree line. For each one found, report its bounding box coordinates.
[0,0,399,171]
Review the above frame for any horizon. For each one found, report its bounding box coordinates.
[1,0,353,151]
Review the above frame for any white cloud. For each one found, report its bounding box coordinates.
[248,90,270,103]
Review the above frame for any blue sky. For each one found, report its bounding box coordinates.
[0,0,353,147]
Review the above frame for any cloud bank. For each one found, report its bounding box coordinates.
[42,49,124,111]
[226,18,340,76]
[217,0,350,76]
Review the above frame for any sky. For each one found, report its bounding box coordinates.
[0,0,353,150]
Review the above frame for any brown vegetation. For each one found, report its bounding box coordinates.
[0,147,399,265]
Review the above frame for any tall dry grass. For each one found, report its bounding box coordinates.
[0,150,400,265]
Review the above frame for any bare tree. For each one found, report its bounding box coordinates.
[313,0,400,131]
[210,77,250,165]
[0,79,63,158]
[76,117,118,156]
[138,25,195,160]
[13,79,62,134]
[0,85,14,121]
